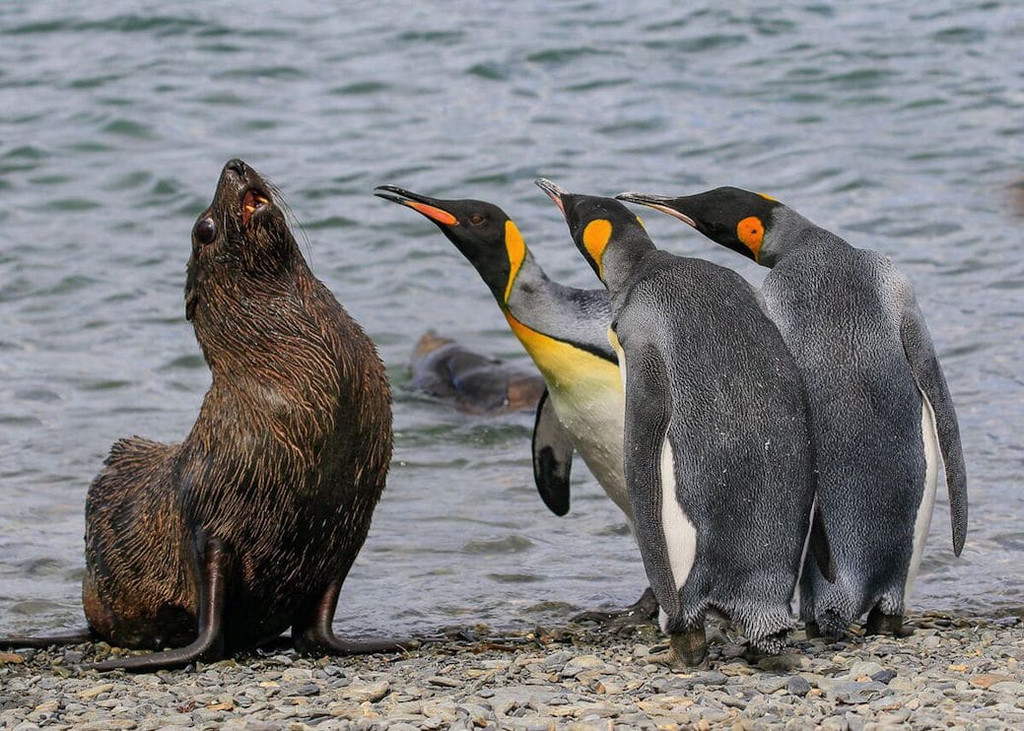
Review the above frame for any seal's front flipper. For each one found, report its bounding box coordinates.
[292,580,418,656]
[92,538,233,672]
[0,629,95,649]
[531,389,573,516]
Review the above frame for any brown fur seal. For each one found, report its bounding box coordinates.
[1,159,403,671]
[410,330,545,414]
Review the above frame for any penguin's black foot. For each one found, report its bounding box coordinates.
[864,608,912,637]
[571,587,659,627]
[664,627,708,668]
[803,621,822,639]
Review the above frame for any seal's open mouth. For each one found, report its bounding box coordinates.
[242,189,271,226]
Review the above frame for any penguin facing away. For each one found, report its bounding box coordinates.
[538,179,825,666]
[618,186,968,637]
[373,185,658,623]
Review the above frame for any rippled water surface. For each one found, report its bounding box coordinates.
[1,1,1022,638]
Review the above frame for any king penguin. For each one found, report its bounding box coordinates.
[374,185,657,622]
[618,186,968,638]
[538,179,827,666]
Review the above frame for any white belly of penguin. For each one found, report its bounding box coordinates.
[903,388,940,605]
[657,438,698,633]
[547,383,631,521]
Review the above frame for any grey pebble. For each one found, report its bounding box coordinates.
[0,613,1019,730]
[756,676,790,694]
[821,680,891,705]
[869,668,897,684]
[696,671,729,687]
[787,675,812,697]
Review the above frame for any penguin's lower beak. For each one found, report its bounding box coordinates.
[534,178,567,218]
[374,185,459,226]
[616,191,696,228]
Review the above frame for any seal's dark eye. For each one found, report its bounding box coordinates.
[468,213,486,226]
[195,218,217,245]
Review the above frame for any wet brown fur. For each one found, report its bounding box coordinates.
[80,160,392,654]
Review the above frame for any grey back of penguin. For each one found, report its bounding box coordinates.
[612,248,816,650]
[761,206,958,634]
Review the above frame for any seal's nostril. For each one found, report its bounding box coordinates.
[225,159,247,176]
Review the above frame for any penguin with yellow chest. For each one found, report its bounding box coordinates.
[374,184,656,622]
[618,186,968,638]
[539,179,827,666]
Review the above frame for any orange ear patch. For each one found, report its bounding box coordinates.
[582,219,613,278]
[737,216,764,260]
[406,200,458,226]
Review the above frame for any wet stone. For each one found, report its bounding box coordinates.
[787,676,812,697]
[869,669,897,684]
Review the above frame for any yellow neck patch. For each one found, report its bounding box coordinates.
[758,192,777,202]
[737,216,765,261]
[582,219,612,279]
[504,311,621,393]
[504,220,526,304]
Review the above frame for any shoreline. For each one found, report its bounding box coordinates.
[2,611,1022,729]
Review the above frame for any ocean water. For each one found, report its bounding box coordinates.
[1,0,1021,639]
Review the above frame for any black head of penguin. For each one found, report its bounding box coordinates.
[616,187,783,264]
[374,185,524,306]
[535,178,653,290]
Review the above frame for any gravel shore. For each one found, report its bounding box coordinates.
[2,611,1022,730]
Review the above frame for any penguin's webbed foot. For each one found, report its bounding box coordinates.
[570,587,659,628]
[647,627,708,669]
[864,608,911,637]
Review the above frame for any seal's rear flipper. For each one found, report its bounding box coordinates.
[292,578,419,656]
[0,629,95,648]
[571,585,659,627]
[92,538,232,672]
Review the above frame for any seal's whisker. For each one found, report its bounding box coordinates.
[268,180,314,265]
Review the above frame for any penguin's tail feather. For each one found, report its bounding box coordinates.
[732,603,793,655]
[815,608,851,638]
[749,628,790,656]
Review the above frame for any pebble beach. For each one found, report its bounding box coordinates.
[2,612,1022,730]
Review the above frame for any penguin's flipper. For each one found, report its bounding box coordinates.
[618,336,686,624]
[808,501,836,583]
[900,298,968,555]
[532,389,573,516]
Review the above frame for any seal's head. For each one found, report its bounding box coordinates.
[185,159,299,326]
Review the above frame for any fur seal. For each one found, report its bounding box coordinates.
[410,330,545,414]
[2,159,405,671]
